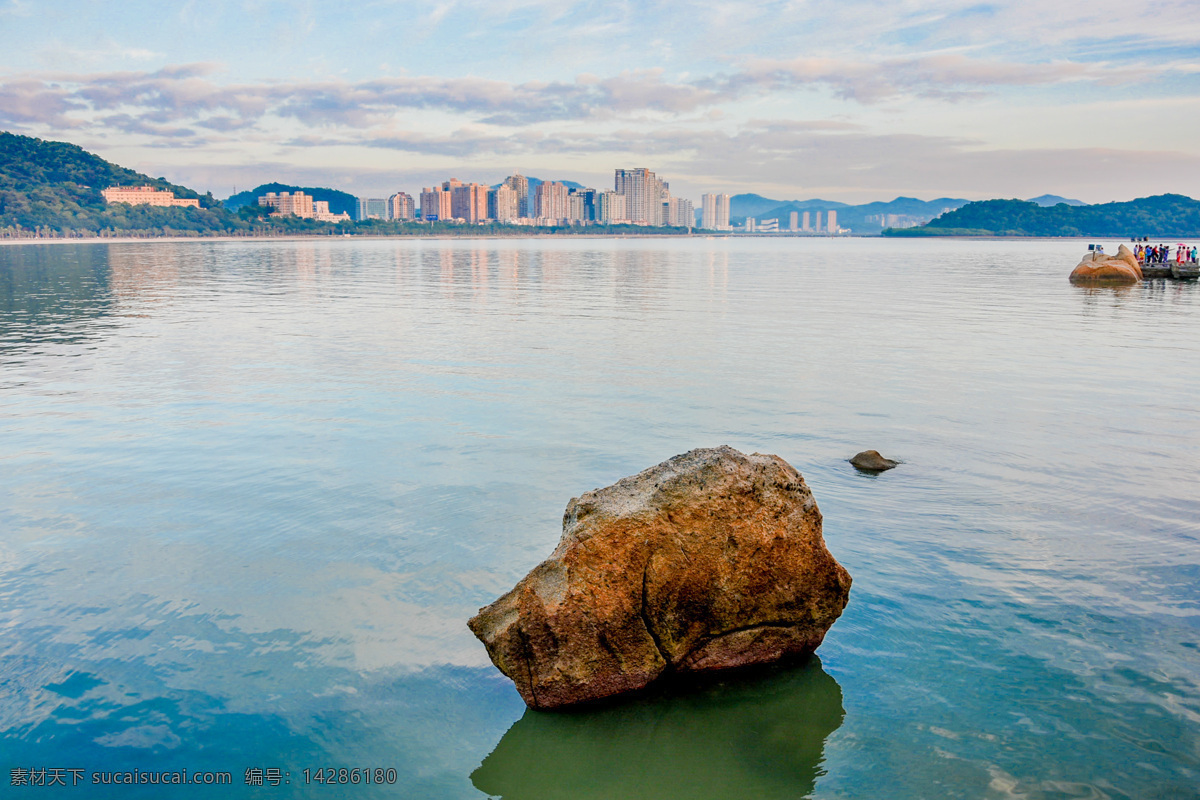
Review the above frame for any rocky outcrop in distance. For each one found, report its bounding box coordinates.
[468,446,852,710]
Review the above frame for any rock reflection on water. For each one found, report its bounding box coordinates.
[472,659,843,800]
[1071,283,1137,304]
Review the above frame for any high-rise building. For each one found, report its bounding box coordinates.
[802,211,811,231]
[490,184,519,222]
[827,209,838,233]
[535,181,569,222]
[614,168,665,226]
[419,187,452,221]
[744,217,756,232]
[789,211,799,232]
[387,192,415,221]
[814,211,823,233]
[258,191,349,221]
[596,191,627,224]
[664,196,694,228]
[504,174,531,218]
[567,192,586,224]
[570,188,599,222]
[701,193,731,230]
[356,197,387,221]
[260,191,313,217]
[450,182,489,223]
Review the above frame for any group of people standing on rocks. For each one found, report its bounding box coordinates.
[1135,243,1198,264]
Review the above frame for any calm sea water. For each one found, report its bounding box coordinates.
[1,237,1197,799]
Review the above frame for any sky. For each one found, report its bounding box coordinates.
[1,0,1198,204]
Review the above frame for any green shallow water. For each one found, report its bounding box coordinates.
[0,237,1197,799]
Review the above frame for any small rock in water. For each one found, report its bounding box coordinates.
[467,446,852,710]
[849,450,899,472]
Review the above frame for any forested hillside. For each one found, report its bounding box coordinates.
[0,132,242,234]
[886,195,1200,237]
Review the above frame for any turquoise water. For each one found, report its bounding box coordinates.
[1,237,1197,799]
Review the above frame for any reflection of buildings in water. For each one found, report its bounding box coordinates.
[292,242,316,283]
[498,249,520,286]
[427,246,489,301]
[107,243,188,304]
[391,246,418,288]
[424,247,504,300]
[472,659,844,800]
[273,241,334,288]
[538,248,570,287]
[612,248,660,310]
[707,249,729,297]
[468,248,489,294]
[414,247,447,294]
[439,248,456,298]
[110,242,344,306]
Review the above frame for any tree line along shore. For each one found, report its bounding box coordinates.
[4,131,1200,239]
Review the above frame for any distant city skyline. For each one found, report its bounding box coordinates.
[1,1,1198,204]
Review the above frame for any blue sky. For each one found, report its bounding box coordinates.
[2,0,1198,203]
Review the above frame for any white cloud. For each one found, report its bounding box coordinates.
[0,50,1179,139]
[3,0,1200,202]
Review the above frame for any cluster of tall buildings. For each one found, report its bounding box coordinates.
[109,177,848,235]
[349,169,703,228]
[259,191,350,222]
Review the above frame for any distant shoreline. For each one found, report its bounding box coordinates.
[0,233,1150,247]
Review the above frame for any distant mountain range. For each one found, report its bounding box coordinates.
[730,193,847,219]
[886,195,1200,237]
[729,193,1091,232]
[730,193,968,231]
[1026,194,1087,207]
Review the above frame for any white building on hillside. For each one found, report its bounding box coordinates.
[103,185,199,208]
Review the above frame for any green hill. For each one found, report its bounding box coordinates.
[0,131,241,234]
[886,195,1200,237]
[224,183,358,215]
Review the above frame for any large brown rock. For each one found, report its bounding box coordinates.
[1069,244,1143,284]
[468,446,852,709]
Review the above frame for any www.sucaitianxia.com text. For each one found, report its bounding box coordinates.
[10,766,400,787]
